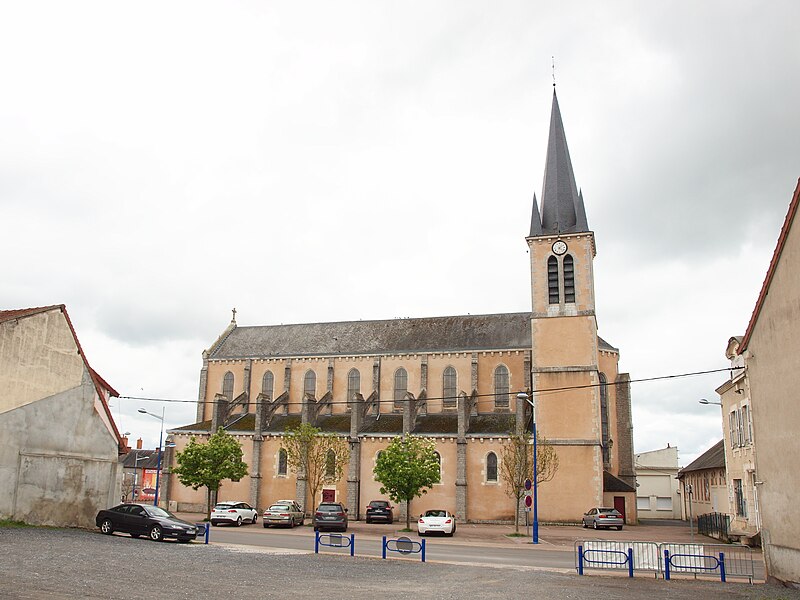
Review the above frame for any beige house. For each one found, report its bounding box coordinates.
[677,440,727,524]
[634,445,680,519]
[729,180,800,586]
[164,92,637,524]
[0,305,124,527]
[715,336,759,543]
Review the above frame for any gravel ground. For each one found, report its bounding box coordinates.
[1,527,798,600]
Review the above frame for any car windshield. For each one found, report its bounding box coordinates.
[317,505,342,512]
[424,510,447,518]
[145,506,174,518]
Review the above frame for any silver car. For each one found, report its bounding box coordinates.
[582,507,623,530]
[263,500,304,528]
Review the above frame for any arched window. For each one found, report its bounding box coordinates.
[494,365,510,409]
[325,449,336,479]
[442,366,457,408]
[262,371,274,401]
[222,372,234,401]
[277,448,287,476]
[599,373,610,466]
[347,369,361,411]
[433,451,442,483]
[486,452,498,482]
[547,256,560,304]
[393,368,408,411]
[304,370,316,399]
[563,255,575,303]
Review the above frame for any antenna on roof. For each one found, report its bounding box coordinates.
[552,56,556,88]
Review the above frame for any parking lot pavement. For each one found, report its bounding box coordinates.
[0,526,794,600]
[181,512,752,552]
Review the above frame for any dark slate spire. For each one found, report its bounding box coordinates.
[530,90,589,236]
[530,193,543,236]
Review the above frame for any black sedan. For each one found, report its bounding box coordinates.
[95,503,199,542]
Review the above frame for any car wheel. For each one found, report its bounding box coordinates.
[388,518,393,525]
[149,525,163,542]
[300,519,305,526]
[592,521,598,530]
[130,533,141,539]
[252,514,257,524]
[211,522,218,527]
[313,526,319,532]
[236,516,242,527]
[100,519,114,535]
[365,518,371,524]
[616,526,623,531]
[263,523,269,528]
[582,521,588,528]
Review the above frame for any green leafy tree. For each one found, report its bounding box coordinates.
[500,431,559,534]
[282,423,350,514]
[172,427,249,519]
[373,434,440,529]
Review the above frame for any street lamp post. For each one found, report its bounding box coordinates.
[517,392,538,544]
[132,453,150,502]
[138,407,165,506]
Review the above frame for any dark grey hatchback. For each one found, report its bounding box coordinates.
[96,503,199,542]
[313,502,348,532]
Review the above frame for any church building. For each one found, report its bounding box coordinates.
[164,91,637,524]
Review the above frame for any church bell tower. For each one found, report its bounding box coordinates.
[527,90,604,518]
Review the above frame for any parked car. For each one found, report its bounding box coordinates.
[210,501,258,526]
[95,503,199,542]
[365,500,394,524]
[263,500,304,528]
[417,509,456,536]
[313,502,348,532]
[582,507,624,530]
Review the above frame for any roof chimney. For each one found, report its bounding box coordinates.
[136,438,143,450]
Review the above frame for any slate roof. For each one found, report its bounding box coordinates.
[120,449,161,469]
[678,440,725,476]
[603,470,636,493]
[530,90,589,237]
[208,312,618,359]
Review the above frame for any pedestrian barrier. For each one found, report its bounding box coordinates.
[314,531,355,557]
[575,541,660,578]
[575,540,754,583]
[660,543,753,583]
[382,536,426,562]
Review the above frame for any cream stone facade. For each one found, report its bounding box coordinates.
[0,305,123,527]
[727,180,800,586]
[634,446,680,519]
[164,92,637,524]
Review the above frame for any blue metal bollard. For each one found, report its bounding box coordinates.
[315,531,320,554]
[664,549,671,580]
[719,552,726,583]
[421,538,426,563]
[382,536,387,560]
[577,545,584,575]
[349,533,355,557]
[627,548,634,578]
[204,522,210,544]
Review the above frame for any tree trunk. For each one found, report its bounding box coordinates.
[206,487,212,520]
[406,498,411,530]
[514,495,520,534]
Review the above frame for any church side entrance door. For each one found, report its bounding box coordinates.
[614,496,626,522]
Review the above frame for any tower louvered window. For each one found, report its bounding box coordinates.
[563,255,575,303]
[443,366,457,408]
[547,256,560,304]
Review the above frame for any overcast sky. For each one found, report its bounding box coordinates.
[3,1,798,466]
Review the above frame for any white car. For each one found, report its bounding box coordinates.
[210,501,258,526]
[417,509,456,536]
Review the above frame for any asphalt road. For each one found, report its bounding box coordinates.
[2,526,797,600]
